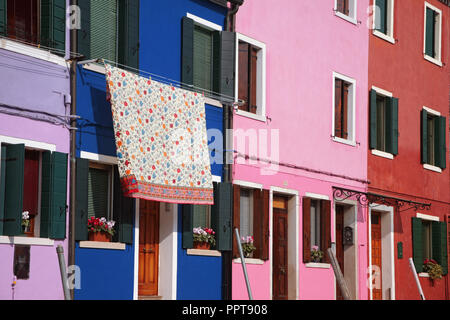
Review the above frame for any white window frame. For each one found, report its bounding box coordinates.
[421,106,443,173]
[423,2,443,67]
[234,33,267,123]
[372,0,395,44]
[371,86,395,159]
[332,72,357,146]
[334,0,358,25]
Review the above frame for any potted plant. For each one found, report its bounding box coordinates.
[311,246,324,263]
[241,236,256,258]
[193,227,216,250]
[88,217,116,242]
[21,211,30,234]
[423,259,443,285]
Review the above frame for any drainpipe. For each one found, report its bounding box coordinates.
[68,0,78,301]
[222,0,244,301]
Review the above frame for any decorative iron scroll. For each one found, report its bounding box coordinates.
[332,187,431,212]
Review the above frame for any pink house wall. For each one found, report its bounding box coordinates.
[232,0,370,300]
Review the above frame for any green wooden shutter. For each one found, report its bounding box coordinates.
[421,109,428,164]
[220,31,236,103]
[193,25,213,92]
[181,17,195,87]
[77,0,91,59]
[375,0,387,34]
[412,217,424,273]
[0,0,6,36]
[431,221,448,275]
[211,182,233,251]
[119,0,140,69]
[425,8,436,58]
[91,0,118,62]
[386,97,399,155]
[0,146,5,235]
[119,195,134,244]
[87,167,109,218]
[75,158,89,241]
[435,116,446,169]
[40,152,68,239]
[3,144,25,236]
[112,166,122,242]
[212,31,221,97]
[40,0,66,54]
[370,89,378,150]
[182,204,194,249]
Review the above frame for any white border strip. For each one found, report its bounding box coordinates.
[416,212,440,222]
[304,192,330,201]
[233,180,263,190]
[186,13,223,31]
[79,241,126,250]
[371,86,393,98]
[0,135,56,152]
[80,151,118,165]
[423,106,441,117]
[0,236,54,247]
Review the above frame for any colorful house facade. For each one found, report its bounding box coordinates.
[0,0,71,300]
[230,0,370,300]
[367,0,450,300]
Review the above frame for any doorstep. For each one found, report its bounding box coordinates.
[139,296,163,300]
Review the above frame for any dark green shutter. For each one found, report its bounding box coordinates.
[375,0,387,34]
[425,8,436,58]
[212,31,221,96]
[77,0,91,59]
[40,0,66,54]
[40,152,68,239]
[3,144,24,236]
[421,109,428,164]
[370,89,378,150]
[412,217,424,273]
[220,31,236,103]
[91,0,118,62]
[112,166,122,243]
[211,182,233,251]
[119,0,140,69]
[432,221,448,275]
[0,146,5,235]
[386,97,399,155]
[75,158,89,241]
[119,195,134,244]
[182,204,194,249]
[0,0,6,36]
[193,25,213,91]
[87,167,109,218]
[181,17,195,87]
[435,116,446,169]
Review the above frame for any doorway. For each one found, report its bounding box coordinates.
[272,195,288,300]
[138,200,160,297]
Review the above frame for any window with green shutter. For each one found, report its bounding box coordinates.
[90,0,118,63]
[87,164,112,220]
[369,89,398,156]
[424,4,442,64]
[375,0,388,34]
[421,109,446,169]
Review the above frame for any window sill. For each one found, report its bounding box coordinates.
[423,164,442,173]
[233,258,264,265]
[372,30,395,44]
[204,97,223,109]
[0,236,54,247]
[418,272,430,278]
[83,62,106,74]
[332,136,357,147]
[0,37,68,67]
[235,109,267,123]
[187,249,221,257]
[371,149,394,160]
[334,11,358,25]
[424,54,443,67]
[78,241,126,251]
[305,262,331,269]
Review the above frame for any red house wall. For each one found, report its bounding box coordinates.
[368,0,450,300]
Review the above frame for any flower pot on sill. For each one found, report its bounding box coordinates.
[193,241,210,250]
[89,231,112,243]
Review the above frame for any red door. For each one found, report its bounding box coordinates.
[138,200,160,297]
[371,212,383,300]
[273,196,288,300]
[335,205,345,300]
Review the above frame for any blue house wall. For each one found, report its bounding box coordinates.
[74,67,135,300]
[139,0,227,300]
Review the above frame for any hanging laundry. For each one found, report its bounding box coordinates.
[105,64,214,205]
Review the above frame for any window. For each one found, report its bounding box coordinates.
[369,88,399,156]
[235,34,266,121]
[87,163,113,221]
[421,108,446,170]
[302,197,331,263]
[0,143,68,239]
[75,158,134,244]
[0,0,65,53]
[182,182,233,252]
[78,0,139,68]
[232,184,269,260]
[335,0,357,23]
[412,216,448,275]
[424,2,442,66]
[193,25,215,92]
[373,0,395,43]
[333,73,356,144]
